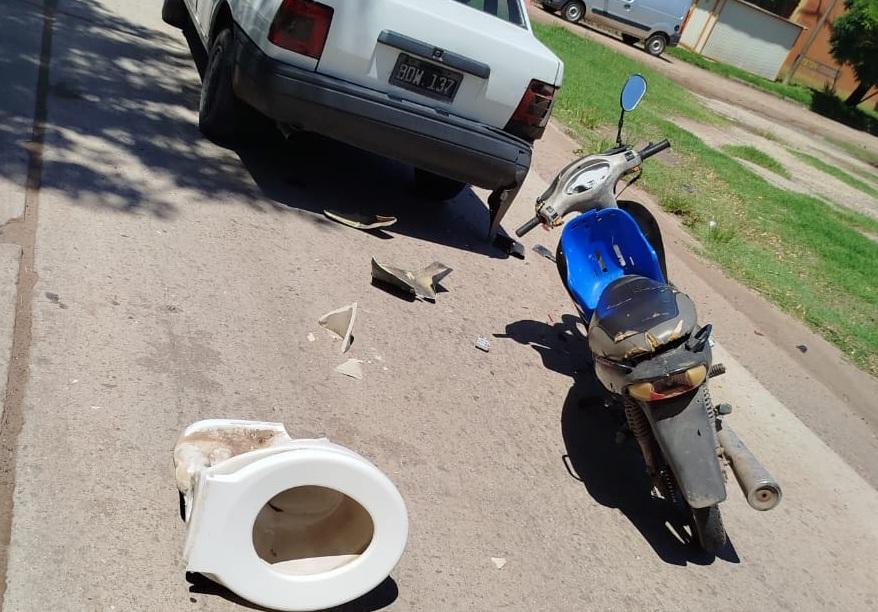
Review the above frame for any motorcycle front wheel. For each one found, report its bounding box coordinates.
[691,504,727,553]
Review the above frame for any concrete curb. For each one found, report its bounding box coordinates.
[0,243,22,422]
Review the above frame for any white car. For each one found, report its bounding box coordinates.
[162,0,563,233]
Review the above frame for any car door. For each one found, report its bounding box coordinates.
[598,0,653,37]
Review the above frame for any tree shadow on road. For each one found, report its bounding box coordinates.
[497,314,740,566]
[0,0,508,257]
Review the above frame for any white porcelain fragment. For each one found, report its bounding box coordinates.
[318,303,357,353]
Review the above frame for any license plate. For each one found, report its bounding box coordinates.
[389,54,462,101]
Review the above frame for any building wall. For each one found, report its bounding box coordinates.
[783,0,876,99]
[680,0,804,80]
[702,0,804,79]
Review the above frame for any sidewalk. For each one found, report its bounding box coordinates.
[0,245,21,420]
[0,0,41,421]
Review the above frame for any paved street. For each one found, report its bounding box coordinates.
[1,1,877,610]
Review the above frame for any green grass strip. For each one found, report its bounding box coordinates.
[722,145,791,179]
[790,149,878,200]
[666,46,813,106]
[534,23,878,375]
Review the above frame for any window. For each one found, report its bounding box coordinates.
[452,0,526,26]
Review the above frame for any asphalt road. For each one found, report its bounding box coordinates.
[1,1,877,610]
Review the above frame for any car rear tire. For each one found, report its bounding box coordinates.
[561,1,585,23]
[621,34,639,46]
[199,28,269,144]
[161,0,188,29]
[199,29,241,143]
[413,169,466,202]
[645,33,668,56]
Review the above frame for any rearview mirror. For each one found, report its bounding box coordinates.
[620,74,647,112]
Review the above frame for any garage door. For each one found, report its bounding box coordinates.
[701,0,803,80]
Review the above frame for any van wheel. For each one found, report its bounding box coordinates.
[621,34,639,46]
[562,1,585,22]
[645,33,668,56]
[161,0,188,29]
[414,170,466,202]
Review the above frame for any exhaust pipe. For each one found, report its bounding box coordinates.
[717,424,782,511]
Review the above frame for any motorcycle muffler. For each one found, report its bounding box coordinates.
[717,424,782,511]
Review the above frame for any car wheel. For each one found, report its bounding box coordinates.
[199,29,242,143]
[413,169,466,202]
[645,33,667,56]
[621,34,639,46]
[561,1,585,22]
[161,0,188,29]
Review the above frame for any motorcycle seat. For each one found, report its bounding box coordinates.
[559,208,665,320]
[587,275,697,363]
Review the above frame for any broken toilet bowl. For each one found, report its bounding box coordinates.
[174,420,408,612]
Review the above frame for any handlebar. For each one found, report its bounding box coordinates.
[515,216,542,237]
[638,139,671,160]
[516,139,671,239]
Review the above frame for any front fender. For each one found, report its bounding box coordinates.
[642,386,726,508]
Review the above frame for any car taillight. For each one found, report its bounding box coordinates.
[268,0,334,59]
[628,366,707,402]
[504,80,558,142]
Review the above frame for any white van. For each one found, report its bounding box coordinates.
[540,0,692,56]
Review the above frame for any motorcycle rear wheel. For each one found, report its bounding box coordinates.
[691,504,727,553]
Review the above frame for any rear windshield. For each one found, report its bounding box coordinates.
[452,0,526,26]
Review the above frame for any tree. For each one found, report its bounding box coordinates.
[830,0,878,106]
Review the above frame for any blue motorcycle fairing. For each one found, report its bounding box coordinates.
[559,208,665,321]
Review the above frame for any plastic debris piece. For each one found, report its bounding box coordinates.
[475,337,491,352]
[324,210,397,230]
[796,344,808,353]
[532,244,556,262]
[493,233,525,259]
[318,303,358,353]
[335,359,364,380]
[371,259,452,301]
[491,557,507,569]
[307,333,316,342]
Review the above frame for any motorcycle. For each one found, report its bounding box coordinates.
[516,75,782,553]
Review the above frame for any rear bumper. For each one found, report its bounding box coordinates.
[232,28,531,192]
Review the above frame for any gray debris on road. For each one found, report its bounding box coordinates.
[318,302,357,353]
[797,344,808,353]
[475,336,491,352]
[335,359,364,380]
[371,259,452,301]
[532,244,556,262]
[324,210,397,230]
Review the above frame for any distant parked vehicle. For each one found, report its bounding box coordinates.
[540,0,691,56]
[162,0,563,235]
